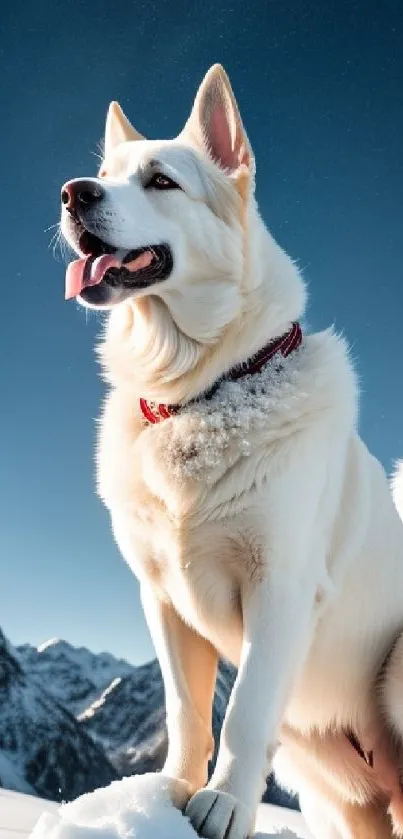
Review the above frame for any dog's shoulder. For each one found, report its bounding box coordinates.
[299,327,358,430]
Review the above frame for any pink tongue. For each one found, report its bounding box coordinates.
[65,250,154,300]
[65,254,120,300]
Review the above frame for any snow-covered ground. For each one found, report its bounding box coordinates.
[0,789,57,839]
[0,779,312,839]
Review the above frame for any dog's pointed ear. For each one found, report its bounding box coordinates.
[104,102,144,155]
[182,64,254,176]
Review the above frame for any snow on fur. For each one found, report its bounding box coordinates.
[163,349,303,482]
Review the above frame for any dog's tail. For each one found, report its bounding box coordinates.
[391,461,403,521]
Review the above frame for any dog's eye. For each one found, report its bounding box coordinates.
[145,172,181,191]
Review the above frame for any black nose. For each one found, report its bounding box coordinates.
[61,179,104,212]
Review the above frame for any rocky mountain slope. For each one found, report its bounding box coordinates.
[18,637,133,715]
[0,629,118,801]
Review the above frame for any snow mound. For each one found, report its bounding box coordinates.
[28,774,310,839]
[30,774,197,839]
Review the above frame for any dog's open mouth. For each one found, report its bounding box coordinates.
[65,231,173,303]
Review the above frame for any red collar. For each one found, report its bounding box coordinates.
[140,321,302,425]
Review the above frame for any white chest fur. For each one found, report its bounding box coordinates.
[97,350,306,661]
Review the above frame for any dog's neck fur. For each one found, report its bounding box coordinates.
[99,192,306,406]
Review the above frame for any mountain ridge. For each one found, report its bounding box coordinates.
[0,628,118,801]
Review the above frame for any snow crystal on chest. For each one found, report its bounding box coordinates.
[156,347,304,482]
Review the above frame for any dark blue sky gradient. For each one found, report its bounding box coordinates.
[1,0,402,663]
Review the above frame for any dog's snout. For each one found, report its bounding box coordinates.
[61,179,104,212]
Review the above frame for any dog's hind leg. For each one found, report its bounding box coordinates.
[300,794,393,839]
[141,582,218,796]
[378,630,403,837]
[274,729,393,839]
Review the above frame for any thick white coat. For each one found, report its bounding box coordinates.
[62,65,403,839]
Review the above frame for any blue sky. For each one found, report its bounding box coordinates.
[1,0,402,664]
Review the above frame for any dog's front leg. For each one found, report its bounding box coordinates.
[186,433,331,839]
[141,583,218,798]
[186,572,317,838]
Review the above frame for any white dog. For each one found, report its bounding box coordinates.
[61,65,403,839]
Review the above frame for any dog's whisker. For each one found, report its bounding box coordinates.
[48,230,60,254]
[47,225,70,263]
[91,141,105,164]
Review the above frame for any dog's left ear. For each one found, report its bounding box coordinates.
[104,101,144,157]
[182,64,254,178]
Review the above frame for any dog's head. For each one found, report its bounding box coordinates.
[61,65,305,400]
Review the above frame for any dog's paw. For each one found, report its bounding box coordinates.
[165,776,194,810]
[185,789,253,839]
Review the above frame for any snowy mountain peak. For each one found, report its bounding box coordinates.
[37,637,63,653]
[31,637,131,672]
[17,638,134,715]
[0,627,118,802]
